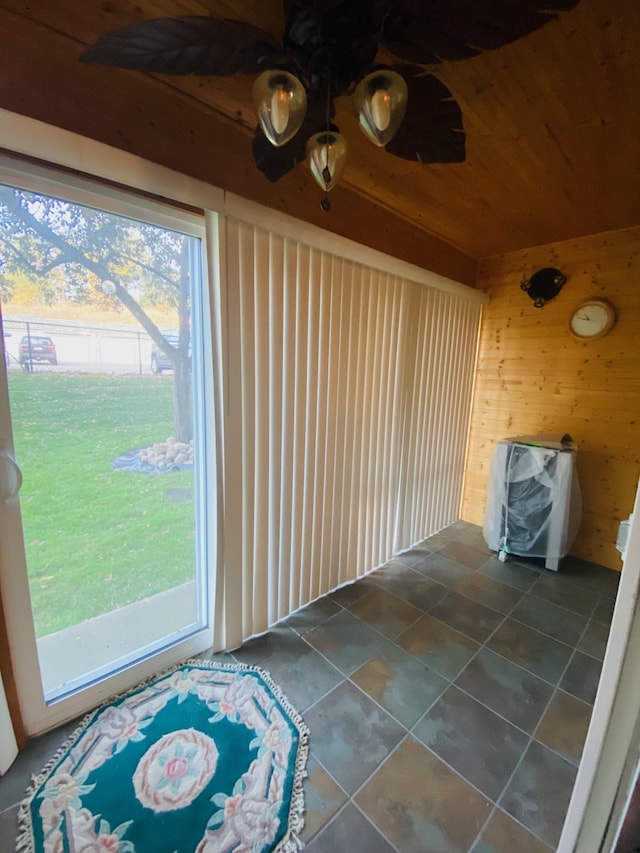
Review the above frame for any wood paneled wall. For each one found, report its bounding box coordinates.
[461,227,640,570]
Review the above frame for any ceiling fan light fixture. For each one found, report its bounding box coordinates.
[252,70,307,147]
[353,70,408,147]
[306,132,348,192]
[81,3,581,197]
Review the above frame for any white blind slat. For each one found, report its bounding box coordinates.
[266,234,283,625]
[217,216,482,648]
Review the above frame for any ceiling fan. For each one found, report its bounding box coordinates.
[81,0,580,208]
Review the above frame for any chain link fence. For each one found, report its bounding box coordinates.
[2,315,161,375]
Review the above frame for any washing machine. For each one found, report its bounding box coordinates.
[483,434,582,571]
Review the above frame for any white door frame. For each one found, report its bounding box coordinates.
[0,110,225,735]
[558,473,640,851]
[0,668,18,774]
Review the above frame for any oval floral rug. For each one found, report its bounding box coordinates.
[17,660,309,853]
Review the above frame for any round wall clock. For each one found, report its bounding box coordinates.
[569,299,616,340]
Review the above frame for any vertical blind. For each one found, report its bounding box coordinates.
[215,214,482,650]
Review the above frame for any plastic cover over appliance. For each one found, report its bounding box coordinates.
[483,435,582,559]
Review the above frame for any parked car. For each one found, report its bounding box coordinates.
[18,334,57,365]
[151,329,192,374]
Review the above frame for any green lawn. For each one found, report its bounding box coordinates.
[7,372,196,637]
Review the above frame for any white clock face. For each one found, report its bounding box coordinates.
[570,302,613,338]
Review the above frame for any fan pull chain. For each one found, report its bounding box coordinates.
[322,49,332,212]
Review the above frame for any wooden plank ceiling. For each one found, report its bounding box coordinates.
[0,0,638,263]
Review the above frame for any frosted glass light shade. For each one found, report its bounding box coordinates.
[353,70,408,147]
[253,70,307,147]
[305,132,348,191]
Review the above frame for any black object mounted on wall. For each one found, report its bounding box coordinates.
[521,268,567,308]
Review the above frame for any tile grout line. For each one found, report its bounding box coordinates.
[304,736,410,852]
[440,572,599,758]
[474,566,609,671]
[321,532,618,850]
[465,801,555,853]
[290,546,604,772]
[345,722,554,853]
[268,545,608,793]
[440,570,530,693]
[310,552,606,725]
[344,730,513,852]
[308,798,404,853]
[7,524,615,849]
[349,799,404,853]
[298,623,454,725]
[301,625,564,851]
[527,588,603,755]
[488,604,599,851]
[412,543,607,849]
[469,803,556,853]
[227,630,416,851]
[292,556,521,846]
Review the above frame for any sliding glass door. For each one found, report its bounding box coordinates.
[0,158,215,734]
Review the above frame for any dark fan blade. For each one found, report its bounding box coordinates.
[283,0,349,15]
[253,96,332,182]
[252,131,308,182]
[80,17,281,75]
[381,0,580,63]
[284,1,379,95]
[386,72,465,163]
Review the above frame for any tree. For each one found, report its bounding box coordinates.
[0,186,194,441]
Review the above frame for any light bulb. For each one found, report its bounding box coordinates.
[270,87,290,135]
[306,132,348,191]
[353,70,408,147]
[253,71,307,147]
[371,89,392,131]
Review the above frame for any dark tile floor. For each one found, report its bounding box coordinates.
[0,521,620,853]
